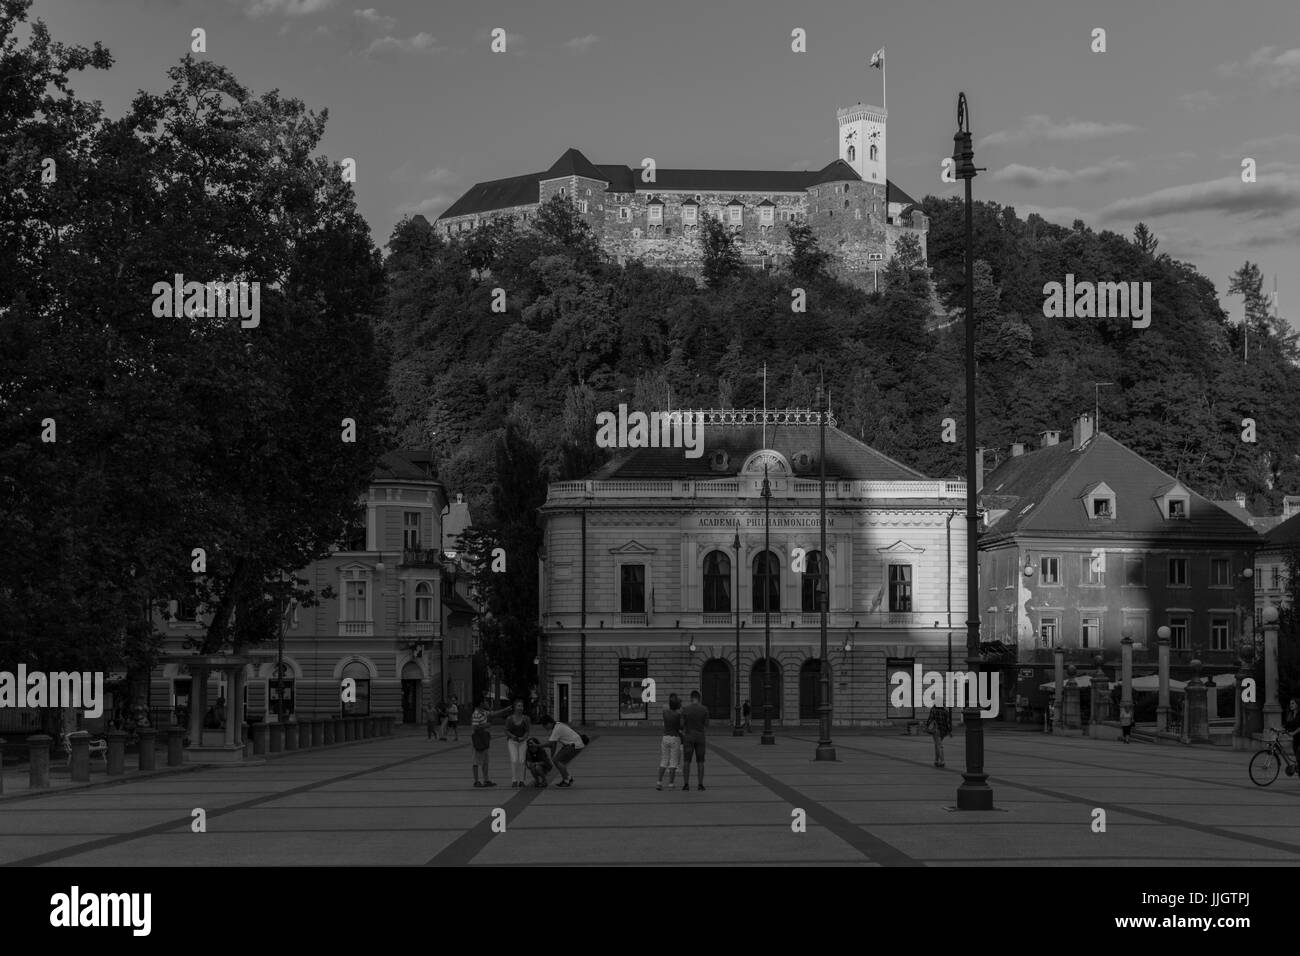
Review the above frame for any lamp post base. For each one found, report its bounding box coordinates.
[760,732,775,745]
[815,744,837,761]
[956,778,995,810]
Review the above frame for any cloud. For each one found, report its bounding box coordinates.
[364,32,444,56]
[1235,132,1300,155]
[979,114,1139,148]
[389,163,459,186]
[1240,217,1300,248]
[991,157,1131,188]
[1096,173,1300,222]
[243,0,335,16]
[1178,90,1220,111]
[402,194,456,217]
[1217,45,1300,91]
[564,34,600,52]
[353,7,396,30]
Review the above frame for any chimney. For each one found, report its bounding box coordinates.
[1040,430,1060,448]
[1072,412,1095,451]
[1235,492,1247,509]
[975,447,985,494]
[1011,443,1025,458]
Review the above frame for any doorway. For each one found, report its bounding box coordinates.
[401,662,423,723]
[554,678,571,724]
[701,659,732,721]
[749,658,782,720]
[798,658,831,720]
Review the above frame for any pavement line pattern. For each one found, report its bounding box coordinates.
[425,735,597,866]
[810,735,1300,859]
[3,743,463,867]
[708,740,922,866]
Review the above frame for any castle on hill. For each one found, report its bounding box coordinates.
[435,102,928,285]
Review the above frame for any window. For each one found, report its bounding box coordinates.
[1273,566,1281,589]
[1081,616,1101,648]
[709,206,721,220]
[1122,614,1147,643]
[847,145,856,162]
[855,208,862,220]
[1092,497,1113,518]
[620,564,646,613]
[682,205,697,224]
[1211,617,1231,651]
[175,596,199,623]
[843,199,850,209]
[801,551,828,613]
[760,206,774,224]
[1167,498,1187,519]
[780,208,792,221]
[888,564,912,612]
[558,187,567,197]
[1169,617,1189,649]
[577,200,589,213]
[648,205,662,222]
[1040,556,1060,584]
[403,512,421,550]
[703,551,731,614]
[340,662,370,717]
[1083,554,1105,586]
[729,205,742,223]
[1124,556,1145,587]
[344,580,367,621]
[869,145,878,161]
[1168,558,1188,587]
[1040,616,1059,646]
[619,207,631,221]
[752,552,780,612]
[1210,558,1231,586]
[414,581,434,622]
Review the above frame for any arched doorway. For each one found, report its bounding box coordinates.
[798,658,831,720]
[401,661,423,724]
[701,659,731,721]
[749,658,783,721]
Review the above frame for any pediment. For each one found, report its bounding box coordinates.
[609,540,656,554]
[741,449,791,476]
[876,540,925,554]
[338,561,372,573]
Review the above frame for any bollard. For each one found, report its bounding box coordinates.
[312,718,324,748]
[106,730,126,776]
[167,727,185,766]
[27,734,53,789]
[284,719,299,751]
[137,728,157,772]
[70,734,91,783]
[269,722,284,753]
[253,722,269,755]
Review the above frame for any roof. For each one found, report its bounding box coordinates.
[1211,500,1285,533]
[444,588,477,617]
[979,433,1261,544]
[542,147,608,183]
[436,148,916,220]
[443,497,474,549]
[1265,510,1300,548]
[588,421,928,481]
[374,449,438,482]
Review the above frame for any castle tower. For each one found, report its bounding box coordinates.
[836,103,886,185]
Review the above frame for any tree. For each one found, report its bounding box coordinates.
[700,214,743,288]
[786,222,831,283]
[1132,222,1158,256]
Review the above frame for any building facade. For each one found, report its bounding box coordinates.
[147,451,478,729]
[1256,510,1300,615]
[978,414,1262,708]
[435,99,927,286]
[537,409,972,727]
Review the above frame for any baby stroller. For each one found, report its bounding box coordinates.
[525,737,553,787]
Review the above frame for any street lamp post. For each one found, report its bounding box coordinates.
[954,91,993,810]
[761,464,775,745]
[733,526,743,737]
[815,385,835,760]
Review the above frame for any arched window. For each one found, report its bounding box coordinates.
[870,145,878,161]
[847,145,856,162]
[801,550,827,613]
[750,657,782,719]
[414,581,434,621]
[703,551,731,614]
[752,551,780,612]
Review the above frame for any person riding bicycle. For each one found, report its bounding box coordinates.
[1285,699,1300,771]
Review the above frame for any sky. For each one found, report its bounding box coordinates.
[33,0,1300,328]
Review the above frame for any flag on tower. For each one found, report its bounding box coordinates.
[870,48,884,68]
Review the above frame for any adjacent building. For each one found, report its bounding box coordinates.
[1256,509,1300,614]
[537,409,972,727]
[147,450,479,729]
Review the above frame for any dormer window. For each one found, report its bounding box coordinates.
[1082,481,1116,520]
[760,206,774,224]
[729,205,743,224]
[648,205,662,223]
[1167,499,1186,519]
[682,205,697,224]
[1154,482,1190,521]
[1093,498,1112,518]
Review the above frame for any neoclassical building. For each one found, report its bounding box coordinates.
[537,409,972,727]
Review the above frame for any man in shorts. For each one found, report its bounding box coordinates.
[680,690,709,791]
[540,715,584,788]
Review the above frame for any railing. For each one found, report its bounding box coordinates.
[400,550,443,567]
[619,613,647,626]
[338,620,374,637]
[545,478,966,502]
[397,621,439,638]
[702,613,734,625]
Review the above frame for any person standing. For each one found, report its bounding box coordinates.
[540,714,584,787]
[679,690,709,791]
[470,697,513,788]
[924,704,951,767]
[446,696,460,741]
[425,705,437,741]
[504,699,531,788]
[742,699,752,733]
[657,693,683,790]
[1119,701,1134,743]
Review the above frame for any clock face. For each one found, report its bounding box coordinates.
[844,129,857,141]
[868,129,880,140]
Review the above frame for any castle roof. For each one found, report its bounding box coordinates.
[436,148,914,220]
[374,449,439,482]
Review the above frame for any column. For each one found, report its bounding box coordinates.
[223,667,238,748]
[1053,645,1065,732]
[1120,636,1133,710]
[1185,658,1209,742]
[189,665,207,745]
[1063,665,1081,734]
[1263,605,1282,731]
[1157,635,1170,733]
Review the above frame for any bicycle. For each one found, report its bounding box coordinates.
[1248,728,1298,786]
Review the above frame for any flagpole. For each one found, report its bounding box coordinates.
[762,362,767,447]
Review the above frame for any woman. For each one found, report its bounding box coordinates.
[504,699,532,788]
[924,704,951,768]
[657,693,683,790]
[1119,700,1134,743]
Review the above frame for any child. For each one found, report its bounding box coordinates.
[471,697,513,788]
[1119,701,1134,744]
[525,737,553,787]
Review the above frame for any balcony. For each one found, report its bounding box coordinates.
[702,613,734,625]
[338,620,373,638]
[546,610,956,631]
[618,613,647,626]
[400,549,444,568]
[397,620,440,640]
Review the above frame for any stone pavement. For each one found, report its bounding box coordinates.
[2,726,1298,866]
